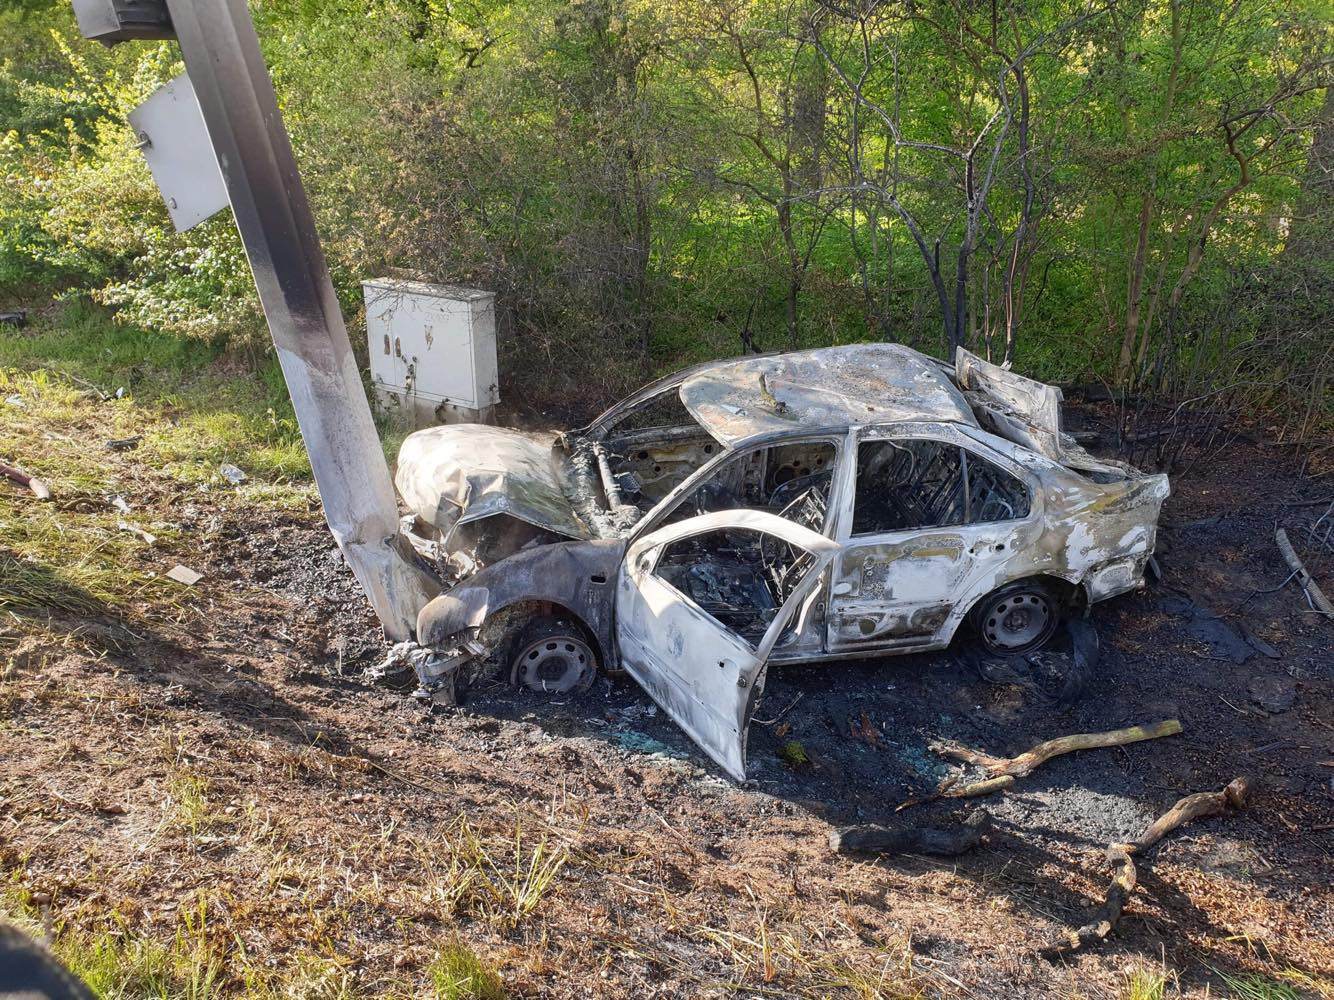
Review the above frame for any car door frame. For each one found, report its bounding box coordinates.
[822,421,1044,655]
[613,509,839,781]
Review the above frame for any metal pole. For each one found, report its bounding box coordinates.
[163,0,438,640]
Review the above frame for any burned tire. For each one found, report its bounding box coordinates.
[508,617,597,694]
[973,581,1061,655]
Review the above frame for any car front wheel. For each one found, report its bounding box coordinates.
[973,581,1061,655]
[508,617,598,694]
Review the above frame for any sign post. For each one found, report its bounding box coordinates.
[71,0,439,641]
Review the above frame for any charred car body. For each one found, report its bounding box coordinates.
[397,345,1169,780]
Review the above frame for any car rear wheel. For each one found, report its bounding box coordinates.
[974,581,1061,655]
[508,617,597,694]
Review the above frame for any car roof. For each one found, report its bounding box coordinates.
[679,343,979,448]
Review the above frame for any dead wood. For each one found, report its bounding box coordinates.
[940,774,1016,800]
[1041,845,1137,959]
[939,719,1183,779]
[1276,527,1334,615]
[0,461,51,500]
[1126,776,1252,854]
[1042,777,1252,960]
[831,808,991,856]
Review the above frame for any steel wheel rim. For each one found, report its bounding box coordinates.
[982,592,1055,653]
[514,635,594,693]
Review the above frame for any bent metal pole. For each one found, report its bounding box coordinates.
[144,0,438,638]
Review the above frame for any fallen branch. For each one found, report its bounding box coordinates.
[830,808,991,857]
[1276,528,1333,616]
[1042,777,1252,960]
[1041,845,1137,959]
[940,774,1016,800]
[938,719,1182,779]
[1127,775,1251,854]
[0,461,51,500]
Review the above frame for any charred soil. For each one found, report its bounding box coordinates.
[2,402,1331,999]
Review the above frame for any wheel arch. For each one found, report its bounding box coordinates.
[940,571,1085,647]
[415,538,626,663]
[479,599,605,671]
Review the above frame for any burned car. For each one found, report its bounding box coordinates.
[397,345,1168,780]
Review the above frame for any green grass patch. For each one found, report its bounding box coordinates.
[427,940,504,1000]
[0,886,224,1000]
[1,299,312,486]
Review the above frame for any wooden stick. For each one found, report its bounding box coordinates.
[942,719,1182,779]
[1043,777,1252,960]
[941,774,1015,800]
[1042,845,1137,959]
[1125,776,1251,854]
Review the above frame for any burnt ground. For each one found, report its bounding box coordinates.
[3,402,1332,998]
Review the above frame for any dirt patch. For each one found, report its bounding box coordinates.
[2,404,1331,998]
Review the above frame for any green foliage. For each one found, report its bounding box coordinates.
[428,940,505,1000]
[0,0,1329,419]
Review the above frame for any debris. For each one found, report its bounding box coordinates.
[1042,777,1252,959]
[0,309,26,327]
[370,638,488,705]
[106,435,143,451]
[616,731,683,758]
[1160,591,1262,663]
[0,461,51,500]
[220,463,247,485]
[1276,527,1333,616]
[1248,675,1297,714]
[110,495,131,514]
[938,774,1016,801]
[937,719,1182,780]
[849,711,882,747]
[966,618,1100,703]
[830,808,991,857]
[165,564,203,586]
[752,691,804,726]
[4,394,24,408]
[117,520,158,545]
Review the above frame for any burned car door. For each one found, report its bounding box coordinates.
[615,510,839,781]
[826,429,1038,651]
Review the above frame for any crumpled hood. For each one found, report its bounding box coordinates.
[395,424,590,543]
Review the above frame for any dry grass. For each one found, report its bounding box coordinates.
[4,303,1331,999]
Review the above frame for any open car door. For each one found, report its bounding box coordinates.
[614,509,839,781]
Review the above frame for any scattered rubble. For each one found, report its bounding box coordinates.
[1248,675,1297,713]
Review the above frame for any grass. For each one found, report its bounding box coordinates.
[0,299,324,627]
[0,299,313,486]
[427,941,505,1000]
[429,816,570,931]
[1215,970,1309,1000]
[1,885,224,1000]
[1121,967,1173,1000]
[696,911,927,1000]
